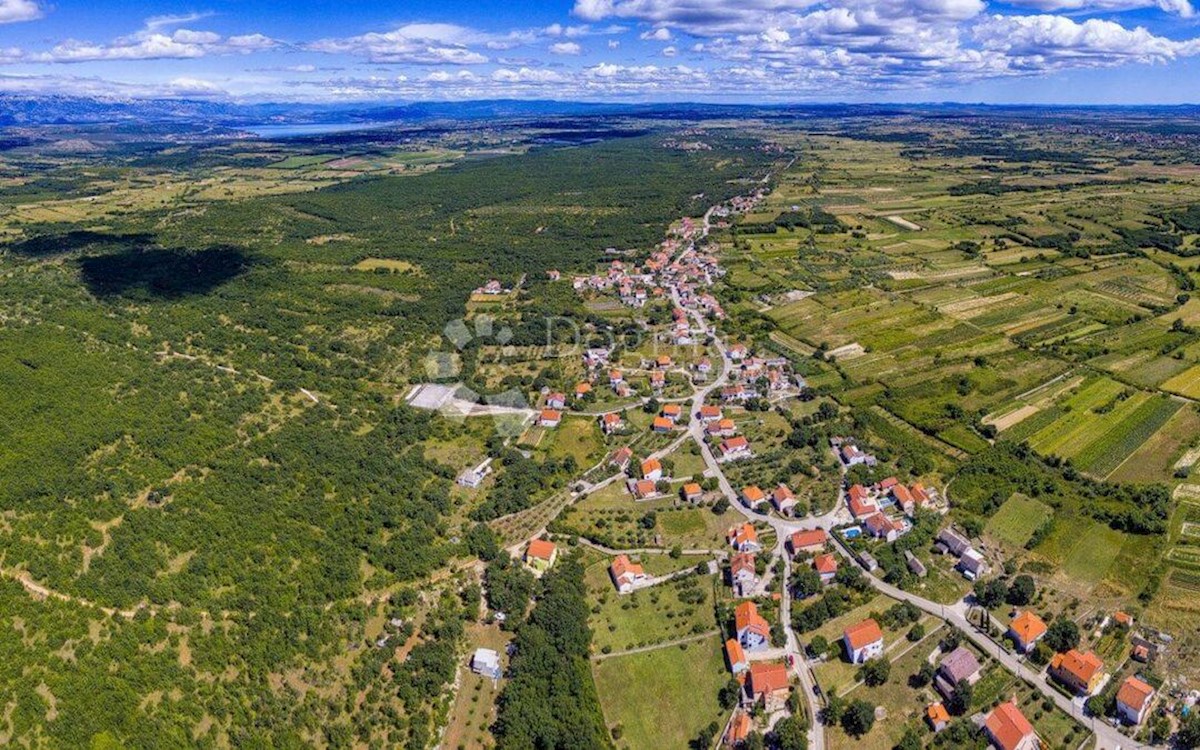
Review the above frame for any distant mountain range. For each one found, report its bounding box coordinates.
[1,94,1198,130]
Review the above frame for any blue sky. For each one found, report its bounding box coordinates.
[0,0,1196,102]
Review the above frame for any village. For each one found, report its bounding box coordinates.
[424,174,1184,750]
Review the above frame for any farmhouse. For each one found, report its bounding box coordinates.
[1115,676,1155,725]
[728,523,762,553]
[457,458,492,489]
[631,479,658,499]
[957,548,988,580]
[471,648,502,680]
[608,446,632,470]
[936,527,971,557]
[1007,611,1047,654]
[984,702,1038,750]
[652,416,674,433]
[926,703,950,733]
[538,409,562,428]
[1049,649,1104,696]
[813,553,838,585]
[575,381,592,397]
[720,436,752,460]
[609,554,649,593]
[771,485,798,515]
[746,662,790,710]
[840,443,876,467]
[843,618,884,664]
[734,600,770,651]
[699,405,722,422]
[904,550,927,577]
[730,553,758,595]
[662,403,683,422]
[936,646,982,699]
[708,419,738,438]
[681,482,703,502]
[740,485,768,510]
[524,539,558,573]
[788,528,827,555]
[599,412,623,434]
[641,458,663,481]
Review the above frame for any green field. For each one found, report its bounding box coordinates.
[592,636,730,750]
[986,494,1053,549]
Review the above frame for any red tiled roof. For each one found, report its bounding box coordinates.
[814,553,838,575]
[844,619,883,651]
[734,601,769,638]
[726,711,752,744]
[721,436,749,452]
[642,458,661,475]
[731,552,756,576]
[725,639,747,668]
[610,554,644,580]
[748,662,789,696]
[1051,650,1103,685]
[741,485,766,503]
[927,703,950,726]
[526,539,556,561]
[1116,676,1154,713]
[729,523,758,546]
[789,529,827,550]
[985,702,1035,750]
[1009,611,1047,644]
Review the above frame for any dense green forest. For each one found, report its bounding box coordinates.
[0,130,775,746]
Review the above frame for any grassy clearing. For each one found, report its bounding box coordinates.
[586,563,718,653]
[352,258,418,273]
[986,494,1053,549]
[592,635,729,750]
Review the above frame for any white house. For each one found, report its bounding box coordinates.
[472,648,501,679]
[843,619,884,664]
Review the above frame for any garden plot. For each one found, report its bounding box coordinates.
[1162,365,1200,399]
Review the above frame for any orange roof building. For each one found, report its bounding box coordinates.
[681,482,703,500]
[725,711,752,746]
[641,457,662,478]
[652,416,674,432]
[1115,676,1155,725]
[632,479,657,499]
[788,528,827,554]
[525,539,558,572]
[1007,611,1048,653]
[814,553,838,578]
[734,601,770,642]
[728,522,760,550]
[538,409,562,426]
[1049,650,1105,696]
[724,638,749,674]
[984,702,1038,750]
[741,485,767,507]
[926,703,951,732]
[843,618,884,664]
[609,554,647,592]
[747,662,790,707]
